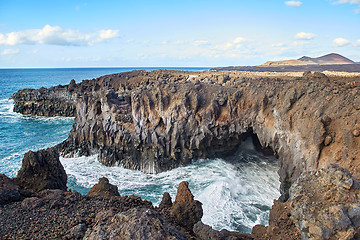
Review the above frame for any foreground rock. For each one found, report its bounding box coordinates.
[0,174,20,205]
[84,208,187,240]
[16,147,67,192]
[86,177,120,197]
[252,164,360,240]
[2,145,360,239]
[289,164,360,240]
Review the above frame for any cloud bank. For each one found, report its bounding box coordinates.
[333,0,360,13]
[285,1,303,8]
[0,25,118,46]
[333,37,351,46]
[1,48,19,55]
[295,32,315,40]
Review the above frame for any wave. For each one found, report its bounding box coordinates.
[60,150,280,233]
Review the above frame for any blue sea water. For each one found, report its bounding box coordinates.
[0,67,280,233]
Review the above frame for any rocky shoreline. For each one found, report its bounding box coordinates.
[1,146,359,239]
[5,69,360,239]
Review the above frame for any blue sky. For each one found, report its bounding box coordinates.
[0,0,359,67]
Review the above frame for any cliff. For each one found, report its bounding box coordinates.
[11,70,360,200]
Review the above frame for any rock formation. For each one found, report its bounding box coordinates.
[170,181,203,232]
[16,147,67,192]
[2,144,360,239]
[289,164,360,240]
[0,174,20,205]
[12,70,360,201]
[86,177,120,197]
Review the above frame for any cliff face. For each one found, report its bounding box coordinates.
[12,70,360,199]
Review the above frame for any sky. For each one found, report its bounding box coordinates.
[0,0,359,68]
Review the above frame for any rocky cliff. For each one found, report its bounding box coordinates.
[12,70,360,200]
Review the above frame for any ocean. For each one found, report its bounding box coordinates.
[0,67,280,233]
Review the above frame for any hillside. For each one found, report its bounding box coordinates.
[262,53,354,66]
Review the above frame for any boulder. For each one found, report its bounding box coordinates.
[83,208,187,240]
[16,147,67,192]
[87,177,120,197]
[0,174,20,205]
[194,221,253,240]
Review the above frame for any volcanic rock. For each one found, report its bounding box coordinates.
[0,174,20,205]
[83,208,187,240]
[16,147,67,192]
[289,164,360,240]
[159,192,172,209]
[86,177,120,197]
[194,221,253,240]
[170,181,203,233]
[12,70,360,201]
[251,200,301,240]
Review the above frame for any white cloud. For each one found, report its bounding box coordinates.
[293,41,310,46]
[162,41,167,45]
[272,43,285,47]
[233,37,248,44]
[1,48,19,55]
[193,40,209,46]
[0,25,118,46]
[285,1,303,7]
[333,0,360,13]
[333,37,351,46]
[295,32,315,40]
[213,37,249,50]
[356,39,360,46]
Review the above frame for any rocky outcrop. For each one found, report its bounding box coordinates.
[170,181,203,232]
[0,174,20,205]
[194,221,253,240]
[86,177,120,197]
[252,200,301,240]
[289,164,360,240]
[83,208,187,240]
[11,81,77,117]
[252,164,360,240]
[12,70,360,200]
[16,147,67,192]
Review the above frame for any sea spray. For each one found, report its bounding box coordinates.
[61,139,280,233]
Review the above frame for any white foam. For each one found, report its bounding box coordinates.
[60,154,280,233]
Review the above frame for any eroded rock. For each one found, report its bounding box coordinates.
[83,208,187,240]
[0,174,20,205]
[289,164,360,240]
[86,177,120,197]
[12,70,360,201]
[16,147,67,192]
[170,181,203,233]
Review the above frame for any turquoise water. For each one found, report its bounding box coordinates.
[0,67,280,233]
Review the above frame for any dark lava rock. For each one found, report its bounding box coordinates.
[83,208,187,240]
[20,197,45,209]
[0,174,20,205]
[16,147,67,192]
[86,177,120,197]
[170,181,203,233]
[194,221,253,240]
[303,71,330,82]
[66,223,87,240]
[159,192,172,209]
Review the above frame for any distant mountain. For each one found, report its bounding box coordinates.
[261,53,354,66]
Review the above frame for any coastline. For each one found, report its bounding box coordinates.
[2,69,360,239]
